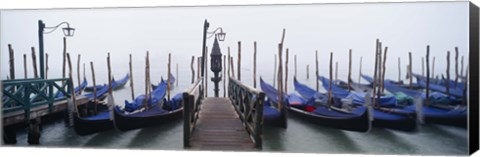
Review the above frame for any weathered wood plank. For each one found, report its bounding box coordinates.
[189,97,257,151]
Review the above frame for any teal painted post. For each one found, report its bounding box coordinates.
[48,82,54,112]
[24,84,31,124]
[183,92,190,147]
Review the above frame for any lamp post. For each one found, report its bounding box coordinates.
[210,37,222,97]
[38,20,75,79]
[201,19,226,97]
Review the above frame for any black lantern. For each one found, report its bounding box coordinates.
[210,37,223,97]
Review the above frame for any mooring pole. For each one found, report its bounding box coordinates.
[432,57,435,79]
[455,47,459,88]
[253,41,257,88]
[66,53,79,116]
[372,39,379,107]
[31,47,38,78]
[335,62,338,85]
[63,37,67,80]
[348,49,352,91]
[359,56,362,83]
[382,47,388,93]
[421,57,425,77]
[24,54,27,79]
[46,53,49,79]
[224,55,227,97]
[398,57,401,83]
[446,51,450,97]
[315,50,319,92]
[90,62,98,113]
[191,56,195,83]
[237,41,241,81]
[230,56,235,78]
[129,54,135,100]
[273,54,276,88]
[168,53,171,100]
[8,44,15,80]
[306,64,309,79]
[77,54,82,94]
[425,46,430,107]
[328,52,333,107]
[205,47,208,97]
[409,52,413,89]
[285,48,289,93]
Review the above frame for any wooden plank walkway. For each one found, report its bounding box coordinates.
[3,95,90,126]
[189,97,257,151]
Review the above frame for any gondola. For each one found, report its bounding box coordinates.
[299,77,416,131]
[151,74,176,90]
[73,84,119,136]
[415,76,464,98]
[113,76,183,131]
[261,78,370,132]
[56,78,88,99]
[84,74,129,92]
[362,75,467,127]
[258,78,287,127]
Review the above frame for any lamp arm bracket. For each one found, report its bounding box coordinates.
[43,21,71,34]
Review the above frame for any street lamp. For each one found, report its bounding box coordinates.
[38,20,75,79]
[201,19,226,97]
[210,37,222,97]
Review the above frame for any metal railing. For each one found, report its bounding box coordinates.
[228,77,264,148]
[2,78,72,119]
[183,78,203,147]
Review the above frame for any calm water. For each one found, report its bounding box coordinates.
[8,73,468,155]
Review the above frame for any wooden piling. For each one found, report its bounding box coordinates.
[455,47,459,88]
[129,54,135,100]
[348,49,352,91]
[398,57,401,83]
[376,42,382,105]
[421,57,425,77]
[197,57,201,79]
[108,53,113,96]
[77,54,82,94]
[168,53,171,100]
[328,52,333,107]
[359,56,362,83]
[31,47,38,78]
[224,55,226,97]
[315,50,319,92]
[23,54,27,79]
[144,52,149,109]
[228,47,231,77]
[66,53,79,116]
[382,47,388,93]
[167,53,172,100]
[285,48,289,93]
[191,56,195,83]
[409,52,413,89]
[8,44,15,80]
[278,29,286,112]
[446,51,450,96]
[461,56,464,81]
[432,57,436,79]
[295,55,297,78]
[425,46,430,107]
[230,57,235,78]
[306,64,309,79]
[237,41,241,81]
[273,54,277,88]
[90,62,98,113]
[253,41,257,88]
[372,39,379,107]
[335,62,338,85]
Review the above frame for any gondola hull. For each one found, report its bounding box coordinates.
[113,106,183,131]
[287,106,370,132]
[371,110,417,131]
[73,111,114,136]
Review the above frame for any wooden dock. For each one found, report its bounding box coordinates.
[189,97,257,151]
[3,95,90,126]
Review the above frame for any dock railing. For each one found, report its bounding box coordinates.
[183,78,204,147]
[228,77,264,148]
[2,78,72,119]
